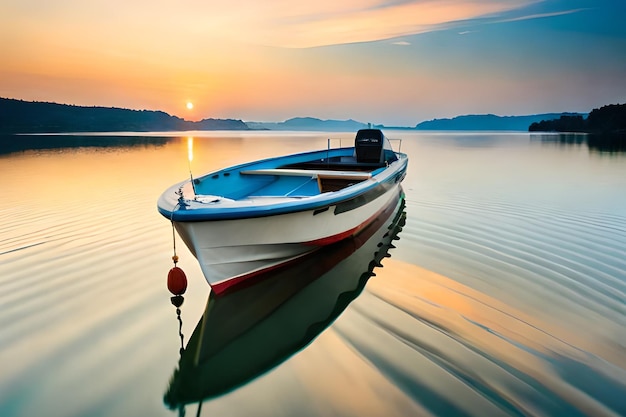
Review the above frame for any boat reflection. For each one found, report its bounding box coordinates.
[164,189,406,410]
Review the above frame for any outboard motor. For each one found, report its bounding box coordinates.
[355,129,398,164]
[355,129,384,163]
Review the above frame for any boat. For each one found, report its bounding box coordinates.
[157,129,408,294]
[164,193,406,409]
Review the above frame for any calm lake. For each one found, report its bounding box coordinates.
[1,131,625,417]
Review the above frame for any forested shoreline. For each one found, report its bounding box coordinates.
[529,104,625,134]
[0,97,249,134]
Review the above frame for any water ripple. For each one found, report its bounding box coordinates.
[334,260,626,417]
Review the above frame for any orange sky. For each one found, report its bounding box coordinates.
[1,0,625,125]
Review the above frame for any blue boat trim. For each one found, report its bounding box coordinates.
[159,160,408,222]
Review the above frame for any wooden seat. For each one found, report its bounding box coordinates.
[240,168,372,181]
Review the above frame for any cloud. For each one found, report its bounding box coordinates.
[493,8,589,24]
[205,0,536,48]
[1,1,540,50]
[392,41,411,45]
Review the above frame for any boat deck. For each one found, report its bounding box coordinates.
[191,150,391,200]
[281,155,387,172]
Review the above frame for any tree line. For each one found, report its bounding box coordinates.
[0,98,248,134]
[529,103,626,134]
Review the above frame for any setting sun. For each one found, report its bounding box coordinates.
[186,101,193,110]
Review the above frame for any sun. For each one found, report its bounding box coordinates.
[186,101,194,110]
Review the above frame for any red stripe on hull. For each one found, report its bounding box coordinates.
[210,250,318,295]
[305,192,396,246]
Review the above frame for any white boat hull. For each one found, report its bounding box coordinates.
[174,183,403,294]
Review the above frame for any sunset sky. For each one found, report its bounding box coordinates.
[1,0,625,126]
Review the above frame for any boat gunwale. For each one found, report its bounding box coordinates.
[158,148,408,222]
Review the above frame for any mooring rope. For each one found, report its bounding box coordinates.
[171,220,178,265]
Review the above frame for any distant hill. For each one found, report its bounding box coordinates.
[415,113,584,131]
[0,98,249,134]
[6,96,614,135]
[246,117,368,131]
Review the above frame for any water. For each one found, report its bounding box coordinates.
[1,131,625,417]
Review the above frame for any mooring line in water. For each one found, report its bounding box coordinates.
[171,297,185,355]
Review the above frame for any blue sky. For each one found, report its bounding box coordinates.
[1,0,624,125]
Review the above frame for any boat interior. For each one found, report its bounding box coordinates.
[192,129,401,199]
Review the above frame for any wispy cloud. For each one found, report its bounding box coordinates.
[392,41,411,45]
[205,0,536,48]
[493,8,590,24]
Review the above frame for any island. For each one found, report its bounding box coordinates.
[415,113,584,131]
[246,117,368,131]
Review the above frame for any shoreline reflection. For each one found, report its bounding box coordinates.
[531,132,626,153]
[0,134,175,155]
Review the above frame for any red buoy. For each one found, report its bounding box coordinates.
[167,266,188,295]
